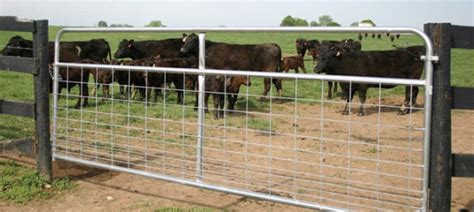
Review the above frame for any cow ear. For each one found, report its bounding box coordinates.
[182,33,187,38]
[127,40,134,48]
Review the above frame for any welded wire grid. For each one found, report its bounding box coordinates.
[52,64,426,210]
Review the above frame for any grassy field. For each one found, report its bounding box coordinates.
[0,26,473,141]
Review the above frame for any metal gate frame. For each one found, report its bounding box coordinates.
[52,27,435,211]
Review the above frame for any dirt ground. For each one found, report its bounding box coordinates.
[1,97,473,211]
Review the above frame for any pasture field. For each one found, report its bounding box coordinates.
[1,26,473,210]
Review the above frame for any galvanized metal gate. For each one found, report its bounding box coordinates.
[52,27,435,211]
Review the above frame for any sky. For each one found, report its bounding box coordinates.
[0,0,473,30]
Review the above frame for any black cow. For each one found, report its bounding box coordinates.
[315,45,424,116]
[114,38,185,60]
[1,35,111,63]
[295,38,307,57]
[180,33,282,99]
[54,60,91,108]
[0,35,33,57]
[304,39,320,61]
[312,39,362,99]
[109,59,149,100]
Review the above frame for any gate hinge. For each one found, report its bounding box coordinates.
[421,55,439,63]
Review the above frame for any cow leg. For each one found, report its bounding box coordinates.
[204,92,210,114]
[295,67,299,73]
[212,94,221,119]
[341,84,356,115]
[357,86,368,116]
[272,78,283,98]
[301,64,307,74]
[194,92,199,111]
[219,94,225,119]
[398,86,419,115]
[82,83,89,108]
[174,79,184,105]
[327,81,333,99]
[261,78,271,100]
[227,94,235,114]
[75,79,89,109]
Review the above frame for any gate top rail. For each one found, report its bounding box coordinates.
[54,26,434,64]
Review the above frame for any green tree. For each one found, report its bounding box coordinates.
[97,20,107,27]
[145,20,163,27]
[280,15,296,26]
[318,15,333,26]
[327,21,341,26]
[350,22,359,27]
[294,18,309,26]
[310,21,320,26]
[360,19,376,26]
[280,15,308,26]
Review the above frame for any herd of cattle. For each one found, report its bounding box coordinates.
[0,33,424,118]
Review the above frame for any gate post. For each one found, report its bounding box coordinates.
[196,33,206,181]
[33,20,52,182]
[424,23,452,211]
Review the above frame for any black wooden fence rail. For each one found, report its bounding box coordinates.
[0,16,51,182]
[425,23,474,212]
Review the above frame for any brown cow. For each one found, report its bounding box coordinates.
[281,55,306,73]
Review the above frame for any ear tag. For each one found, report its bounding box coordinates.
[336,51,341,57]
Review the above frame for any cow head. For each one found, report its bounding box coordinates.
[180,33,199,55]
[81,39,111,62]
[1,35,33,57]
[314,44,343,74]
[114,39,142,60]
[226,76,252,93]
[295,38,306,55]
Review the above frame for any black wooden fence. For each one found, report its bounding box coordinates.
[0,16,52,182]
[425,23,474,212]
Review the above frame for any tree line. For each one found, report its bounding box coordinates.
[97,20,165,27]
[96,17,375,28]
[280,15,376,27]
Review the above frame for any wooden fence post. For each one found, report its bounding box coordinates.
[33,20,52,182]
[424,23,452,212]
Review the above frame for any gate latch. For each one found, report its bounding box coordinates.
[421,55,439,63]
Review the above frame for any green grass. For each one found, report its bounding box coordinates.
[0,160,76,204]
[0,26,473,141]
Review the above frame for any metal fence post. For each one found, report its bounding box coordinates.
[196,32,206,181]
[33,20,52,182]
[424,23,452,212]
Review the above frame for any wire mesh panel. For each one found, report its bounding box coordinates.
[52,64,426,210]
[52,27,434,211]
